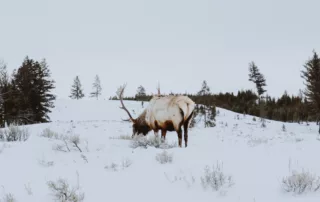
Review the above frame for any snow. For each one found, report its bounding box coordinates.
[1,99,320,201]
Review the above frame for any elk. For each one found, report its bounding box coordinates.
[118,84,195,148]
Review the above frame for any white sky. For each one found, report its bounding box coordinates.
[1,0,319,99]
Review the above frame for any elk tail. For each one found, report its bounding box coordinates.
[185,101,195,121]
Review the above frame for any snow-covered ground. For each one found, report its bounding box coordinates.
[1,99,320,202]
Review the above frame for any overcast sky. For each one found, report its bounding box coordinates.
[1,0,319,99]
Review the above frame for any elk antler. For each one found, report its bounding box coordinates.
[157,82,160,96]
[117,83,135,122]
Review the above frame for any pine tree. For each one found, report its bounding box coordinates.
[248,62,267,97]
[301,50,320,124]
[197,80,210,96]
[205,105,216,127]
[0,60,10,126]
[135,85,146,100]
[69,76,84,100]
[11,57,56,124]
[35,59,56,122]
[248,61,267,120]
[90,75,102,100]
[12,57,37,124]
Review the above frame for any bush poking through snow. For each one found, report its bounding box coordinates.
[109,135,132,140]
[38,157,55,167]
[0,144,6,154]
[164,172,196,188]
[0,123,30,142]
[130,135,177,149]
[121,158,133,168]
[24,183,33,196]
[47,178,85,202]
[200,162,234,191]
[105,158,133,171]
[247,137,268,147]
[52,134,84,153]
[282,170,320,194]
[41,128,85,153]
[0,193,16,202]
[282,124,286,132]
[70,135,82,152]
[261,118,266,128]
[156,150,173,164]
[40,128,59,139]
[105,163,119,171]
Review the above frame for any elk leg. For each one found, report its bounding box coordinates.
[183,123,188,148]
[154,129,159,138]
[177,128,182,147]
[161,129,167,143]
[183,111,194,148]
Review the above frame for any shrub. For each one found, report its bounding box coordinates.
[164,172,196,188]
[52,134,84,153]
[47,178,85,202]
[40,128,59,139]
[1,193,16,202]
[156,150,173,164]
[109,135,132,140]
[105,158,133,171]
[200,162,234,191]
[0,143,6,154]
[38,158,55,167]
[0,123,30,142]
[121,158,133,168]
[282,170,320,194]
[104,163,119,172]
[130,135,177,149]
[282,124,286,132]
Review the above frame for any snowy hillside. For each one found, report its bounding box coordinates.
[1,99,320,202]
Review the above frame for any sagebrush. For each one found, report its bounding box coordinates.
[0,123,30,142]
[155,150,173,164]
[0,193,16,202]
[47,177,85,202]
[200,162,234,191]
[282,170,320,194]
[130,135,177,149]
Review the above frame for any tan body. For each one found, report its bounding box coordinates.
[118,85,195,147]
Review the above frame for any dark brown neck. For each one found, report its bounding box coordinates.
[135,109,151,135]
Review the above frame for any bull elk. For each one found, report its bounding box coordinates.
[118,84,195,147]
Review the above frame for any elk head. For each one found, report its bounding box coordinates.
[118,84,151,137]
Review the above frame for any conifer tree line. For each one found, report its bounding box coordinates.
[1,50,319,129]
[0,56,56,127]
[119,50,320,124]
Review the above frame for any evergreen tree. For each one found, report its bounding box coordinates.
[35,59,56,122]
[135,85,147,100]
[11,56,56,124]
[69,76,84,100]
[301,50,320,124]
[0,60,10,126]
[248,61,267,119]
[248,62,267,97]
[205,105,216,127]
[197,80,211,96]
[12,57,36,124]
[90,75,102,100]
